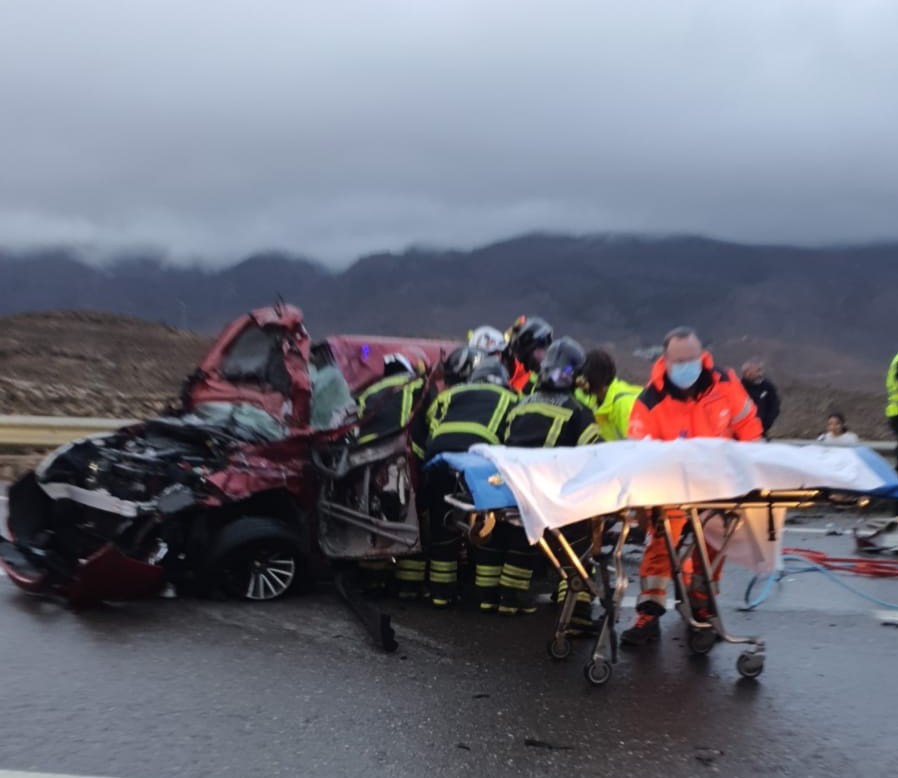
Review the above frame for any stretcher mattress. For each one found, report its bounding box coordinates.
[431,441,898,573]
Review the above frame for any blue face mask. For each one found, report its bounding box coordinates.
[668,359,702,389]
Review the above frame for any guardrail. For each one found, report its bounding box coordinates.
[0,414,140,448]
[0,414,894,453]
[774,437,894,454]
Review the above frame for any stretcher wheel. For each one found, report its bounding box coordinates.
[687,628,717,655]
[547,636,573,661]
[736,652,764,679]
[584,659,612,686]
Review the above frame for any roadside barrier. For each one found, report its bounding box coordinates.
[0,414,140,448]
[0,416,892,451]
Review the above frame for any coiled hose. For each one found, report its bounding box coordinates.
[742,547,898,611]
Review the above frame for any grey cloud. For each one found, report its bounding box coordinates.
[1,0,897,267]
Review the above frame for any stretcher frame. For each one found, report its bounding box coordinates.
[445,484,854,686]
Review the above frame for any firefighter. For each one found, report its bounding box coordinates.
[356,350,435,598]
[501,316,553,395]
[574,348,643,441]
[504,336,601,447]
[356,350,433,461]
[421,350,518,607]
[482,337,601,616]
[621,326,763,645]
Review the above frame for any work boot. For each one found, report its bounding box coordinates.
[620,602,664,646]
[693,606,712,624]
[478,591,500,613]
[688,587,715,624]
[498,589,538,616]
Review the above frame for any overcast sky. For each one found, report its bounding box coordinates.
[1,0,896,268]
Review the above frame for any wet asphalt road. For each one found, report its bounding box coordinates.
[1,504,897,778]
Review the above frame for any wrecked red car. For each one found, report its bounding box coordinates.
[0,302,458,614]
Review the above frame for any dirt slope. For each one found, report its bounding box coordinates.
[0,311,892,441]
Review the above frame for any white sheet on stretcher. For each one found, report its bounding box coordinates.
[468,439,891,572]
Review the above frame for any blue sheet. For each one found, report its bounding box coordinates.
[855,446,898,498]
[427,452,517,510]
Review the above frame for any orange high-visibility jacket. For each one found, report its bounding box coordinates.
[628,352,762,441]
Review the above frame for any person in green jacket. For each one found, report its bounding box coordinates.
[886,353,898,467]
[575,348,642,440]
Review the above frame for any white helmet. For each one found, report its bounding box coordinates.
[468,326,505,356]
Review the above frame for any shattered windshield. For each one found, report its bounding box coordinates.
[310,363,357,430]
[186,402,290,442]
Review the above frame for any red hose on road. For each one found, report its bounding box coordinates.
[783,548,898,578]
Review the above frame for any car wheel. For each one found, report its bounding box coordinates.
[221,539,299,601]
[204,516,307,602]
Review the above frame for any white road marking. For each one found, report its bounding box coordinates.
[0,771,120,778]
[783,526,845,536]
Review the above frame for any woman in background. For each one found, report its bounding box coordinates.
[817,412,860,446]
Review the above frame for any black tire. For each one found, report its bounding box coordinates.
[547,636,573,661]
[584,659,613,686]
[205,517,306,602]
[687,628,717,655]
[736,652,765,679]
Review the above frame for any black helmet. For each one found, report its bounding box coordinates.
[538,336,585,390]
[442,346,484,386]
[469,356,510,387]
[509,316,553,371]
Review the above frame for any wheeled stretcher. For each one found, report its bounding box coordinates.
[433,439,898,686]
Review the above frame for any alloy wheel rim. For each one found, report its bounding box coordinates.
[244,551,296,600]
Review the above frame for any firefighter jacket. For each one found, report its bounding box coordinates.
[504,390,603,447]
[424,383,519,461]
[574,376,642,441]
[357,374,435,459]
[628,352,762,441]
[886,353,898,418]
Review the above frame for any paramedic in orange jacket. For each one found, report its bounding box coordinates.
[620,326,763,645]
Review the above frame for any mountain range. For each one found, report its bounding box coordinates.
[2,234,895,392]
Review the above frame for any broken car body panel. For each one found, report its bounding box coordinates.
[0,302,460,604]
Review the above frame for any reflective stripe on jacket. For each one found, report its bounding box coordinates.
[575,376,642,441]
[424,383,519,460]
[357,374,430,457]
[505,392,603,447]
[886,353,898,418]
